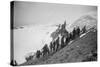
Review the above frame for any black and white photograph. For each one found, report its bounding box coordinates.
[10,1,97,66]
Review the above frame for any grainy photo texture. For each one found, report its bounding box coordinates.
[10,1,97,66]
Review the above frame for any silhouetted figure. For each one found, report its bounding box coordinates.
[72,28,76,39]
[25,54,33,62]
[61,36,65,48]
[82,26,86,34]
[49,42,53,53]
[65,36,70,46]
[52,41,56,52]
[36,50,41,58]
[42,44,49,56]
[56,37,60,51]
[69,32,72,40]
[77,26,80,36]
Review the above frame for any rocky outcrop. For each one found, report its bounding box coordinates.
[51,20,69,41]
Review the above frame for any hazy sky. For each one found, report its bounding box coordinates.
[14,1,97,27]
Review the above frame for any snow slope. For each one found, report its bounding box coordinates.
[70,11,97,31]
